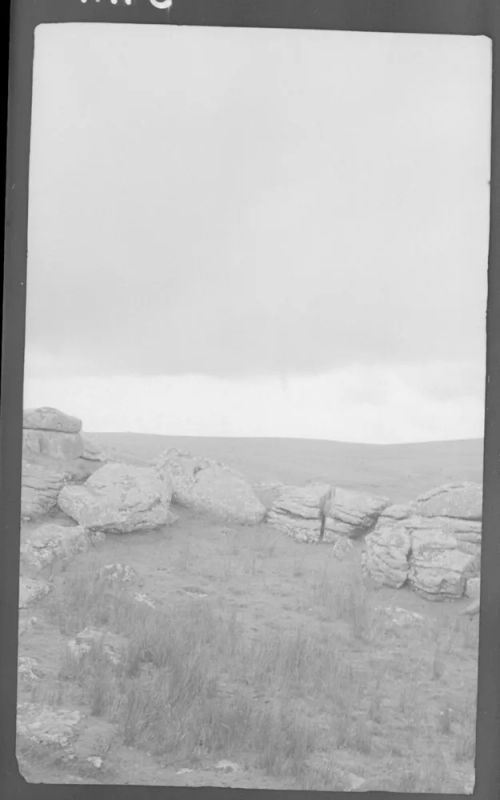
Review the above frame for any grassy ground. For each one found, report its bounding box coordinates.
[17,507,479,791]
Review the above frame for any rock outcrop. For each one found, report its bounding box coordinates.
[408,528,478,600]
[362,482,482,600]
[21,463,69,519]
[23,407,82,433]
[18,577,51,608]
[362,526,412,588]
[415,482,482,520]
[466,576,480,600]
[157,449,265,525]
[98,563,137,583]
[20,408,105,520]
[20,523,102,572]
[323,488,390,540]
[58,462,174,533]
[267,483,332,542]
[17,702,83,747]
[23,407,84,461]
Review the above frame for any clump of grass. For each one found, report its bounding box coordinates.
[310,561,371,638]
[368,686,383,724]
[349,717,372,754]
[175,540,192,572]
[252,704,314,779]
[454,727,476,762]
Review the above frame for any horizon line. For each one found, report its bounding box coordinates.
[87,431,484,448]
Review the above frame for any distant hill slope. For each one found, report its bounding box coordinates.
[88,433,483,504]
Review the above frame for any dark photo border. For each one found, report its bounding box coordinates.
[2,2,499,799]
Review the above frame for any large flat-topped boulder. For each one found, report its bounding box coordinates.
[408,528,478,600]
[362,482,482,600]
[22,406,87,461]
[23,407,82,433]
[362,526,411,588]
[267,483,332,542]
[20,408,106,519]
[23,429,83,461]
[415,482,482,520]
[157,449,265,525]
[58,462,174,533]
[324,488,390,540]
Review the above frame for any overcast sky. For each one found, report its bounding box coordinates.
[24,24,491,442]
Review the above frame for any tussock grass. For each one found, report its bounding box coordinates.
[31,543,479,792]
[311,560,371,638]
[42,566,385,786]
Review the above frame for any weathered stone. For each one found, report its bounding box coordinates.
[18,615,38,637]
[81,436,106,462]
[466,576,480,600]
[372,497,482,592]
[323,488,389,539]
[381,606,425,628]
[408,528,477,600]
[133,592,156,609]
[23,407,82,433]
[267,483,332,542]
[72,720,116,761]
[67,628,129,666]
[405,515,481,558]
[20,524,96,571]
[330,537,355,560]
[415,482,482,520]
[58,462,173,533]
[98,563,137,583]
[362,526,411,588]
[19,577,50,608]
[17,702,82,747]
[18,656,43,682]
[214,760,240,773]
[157,449,265,525]
[23,429,83,461]
[378,503,415,523]
[21,462,68,519]
[461,596,480,616]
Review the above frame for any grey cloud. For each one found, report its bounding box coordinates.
[25,25,490,381]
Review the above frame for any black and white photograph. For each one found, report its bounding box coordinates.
[15,21,491,791]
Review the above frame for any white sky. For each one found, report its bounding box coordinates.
[24,24,492,442]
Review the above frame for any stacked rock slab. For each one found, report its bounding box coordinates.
[362,525,412,588]
[267,483,332,542]
[21,463,71,519]
[157,449,266,525]
[323,488,390,541]
[21,407,105,520]
[363,482,482,600]
[23,407,83,461]
[408,482,482,600]
[58,462,174,533]
[409,527,478,600]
